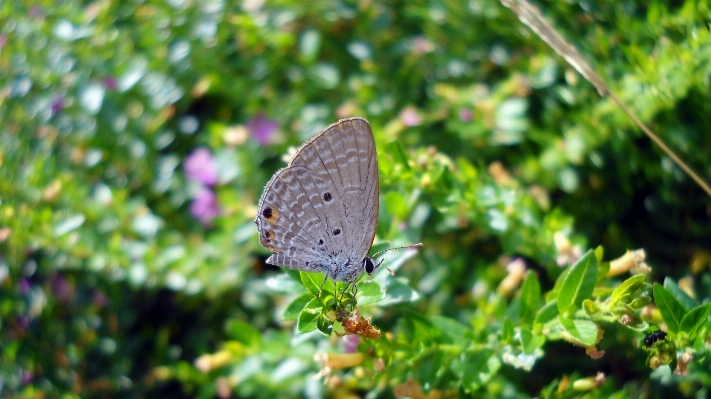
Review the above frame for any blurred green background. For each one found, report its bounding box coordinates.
[1,0,710,397]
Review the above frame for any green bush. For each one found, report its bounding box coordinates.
[1,0,710,397]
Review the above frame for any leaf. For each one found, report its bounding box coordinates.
[502,317,514,342]
[680,303,711,336]
[401,312,443,345]
[663,278,698,311]
[558,316,599,347]
[431,316,469,344]
[534,300,559,326]
[282,268,303,282]
[620,315,649,332]
[653,283,686,334]
[518,270,541,322]
[389,140,412,171]
[557,250,599,314]
[316,314,333,336]
[356,280,385,306]
[415,350,445,393]
[583,299,604,322]
[610,274,646,308]
[376,277,420,306]
[282,293,312,321]
[460,350,501,391]
[297,298,322,334]
[225,319,262,347]
[300,271,326,296]
[519,326,546,354]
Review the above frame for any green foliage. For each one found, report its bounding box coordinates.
[2,0,711,398]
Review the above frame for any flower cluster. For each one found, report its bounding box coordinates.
[184,147,220,224]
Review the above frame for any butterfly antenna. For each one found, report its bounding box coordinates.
[372,242,423,258]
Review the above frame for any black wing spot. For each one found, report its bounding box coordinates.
[318,239,324,245]
[332,229,341,236]
[262,207,273,219]
[323,192,332,202]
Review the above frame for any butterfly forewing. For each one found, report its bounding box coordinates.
[290,118,379,262]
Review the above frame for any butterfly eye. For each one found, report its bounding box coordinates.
[363,257,376,274]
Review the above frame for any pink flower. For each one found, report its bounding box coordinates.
[459,108,473,122]
[51,273,72,302]
[399,107,421,127]
[184,147,218,186]
[190,187,221,224]
[18,278,30,295]
[342,334,360,353]
[246,113,279,146]
[51,94,63,115]
[104,77,117,90]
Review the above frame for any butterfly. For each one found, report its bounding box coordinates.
[255,117,420,297]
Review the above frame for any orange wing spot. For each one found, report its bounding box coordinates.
[265,207,279,225]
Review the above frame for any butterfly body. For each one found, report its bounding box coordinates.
[255,117,380,283]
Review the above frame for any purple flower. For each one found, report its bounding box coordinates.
[21,370,32,385]
[104,76,117,90]
[459,108,473,122]
[51,94,63,115]
[342,334,360,353]
[17,315,29,330]
[18,278,30,295]
[51,273,71,302]
[246,113,279,146]
[184,147,218,186]
[399,107,421,127]
[93,290,109,308]
[190,187,221,224]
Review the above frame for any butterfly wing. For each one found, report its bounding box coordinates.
[255,165,350,273]
[289,118,379,261]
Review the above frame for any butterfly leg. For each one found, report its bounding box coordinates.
[316,276,328,304]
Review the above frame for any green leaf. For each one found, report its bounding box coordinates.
[680,303,711,336]
[610,274,646,308]
[282,293,312,321]
[376,277,420,306]
[518,270,541,322]
[389,140,412,171]
[282,268,303,282]
[316,314,333,336]
[620,315,649,332]
[558,316,599,347]
[356,280,385,306]
[534,300,559,326]
[384,191,408,220]
[653,283,686,334]
[225,319,262,347]
[502,317,514,342]
[519,327,546,354]
[557,250,599,314]
[416,350,445,393]
[431,316,469,344]
[663,278,698,311]
[297,298,322,334]
[583,299,604,322]
[300,271,326,296]
[401,312,443,345]
[460,350,501,391]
